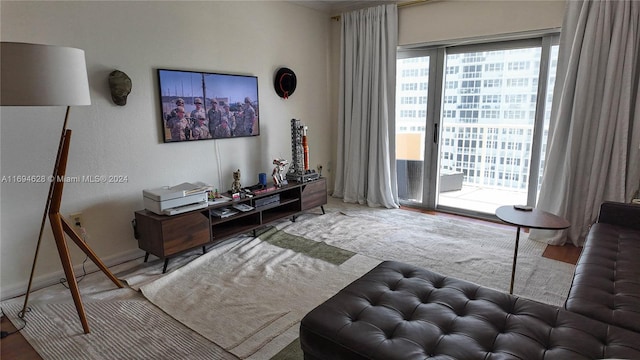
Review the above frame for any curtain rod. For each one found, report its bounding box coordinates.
[330,0,430,21]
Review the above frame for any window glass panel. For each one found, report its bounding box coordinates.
[438,46,542,212]
[396,55,429,203]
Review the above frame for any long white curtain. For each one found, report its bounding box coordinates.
[333,4,399,208]
[531,0,640,246]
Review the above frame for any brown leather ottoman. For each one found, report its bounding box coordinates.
[300,261,640,360]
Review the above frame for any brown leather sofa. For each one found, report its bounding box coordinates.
[565,201,640,333]
[300,202,640,359]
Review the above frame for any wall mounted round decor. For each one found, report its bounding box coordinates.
[274,67,296,99]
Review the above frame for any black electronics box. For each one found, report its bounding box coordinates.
[255,194,280,208]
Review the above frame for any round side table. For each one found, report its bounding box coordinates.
[495,205,570,294]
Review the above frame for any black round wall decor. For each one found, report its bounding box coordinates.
[274,67,297,99]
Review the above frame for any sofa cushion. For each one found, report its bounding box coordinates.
[565,222,640,332]
[301,261,640,360]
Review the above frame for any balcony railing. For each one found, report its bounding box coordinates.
[397,122,544,214]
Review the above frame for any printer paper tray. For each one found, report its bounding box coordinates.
[163,201,208,216]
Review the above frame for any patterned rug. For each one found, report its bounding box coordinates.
[1,295,235,359]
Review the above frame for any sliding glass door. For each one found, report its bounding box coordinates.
[396,35,559,216]
[395,51,434,205]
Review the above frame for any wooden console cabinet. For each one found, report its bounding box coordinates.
[134,179,327,272]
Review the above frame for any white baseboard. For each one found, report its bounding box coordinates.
[0,249,144,302]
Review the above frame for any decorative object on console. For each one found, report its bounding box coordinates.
[0,42,123,334]
[108,70,132,106]
[259,172,268,186]
[208,190,231,205]
[303,125,309,170]
[231,169,243,193]
[157,69,259,142]
[286,119,319,183]
[274,67,297,99]
[272,158,289,187]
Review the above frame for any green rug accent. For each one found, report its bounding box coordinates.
[270,338,303,360]
[257,226,355,265]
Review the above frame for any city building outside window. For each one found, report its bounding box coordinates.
[396,34,559,215]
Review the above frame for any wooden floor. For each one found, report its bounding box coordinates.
[0,208,581,358]
[542,243,582,264]
[1,313,42,360]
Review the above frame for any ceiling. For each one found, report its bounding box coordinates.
[290,0,400,15]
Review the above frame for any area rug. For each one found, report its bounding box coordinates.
[1,291,235,360]
[136,230,380,359]
[283,201,575,306]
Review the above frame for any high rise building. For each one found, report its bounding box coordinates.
[396,46,557,196]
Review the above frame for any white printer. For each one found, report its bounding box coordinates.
[143,182,209,215]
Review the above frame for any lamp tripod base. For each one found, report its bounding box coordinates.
[19,123,122,334]
[49,212,123,333]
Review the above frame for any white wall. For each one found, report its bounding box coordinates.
[0,1,332,299]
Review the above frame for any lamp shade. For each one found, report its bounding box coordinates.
[1,42,91,106]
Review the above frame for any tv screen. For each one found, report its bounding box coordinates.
[157,69,259,142]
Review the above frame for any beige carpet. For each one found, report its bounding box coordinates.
[288,199,575,305]
[135,232,380,359]
[2,198,576,359]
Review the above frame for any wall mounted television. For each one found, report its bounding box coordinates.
[157,69,259,142]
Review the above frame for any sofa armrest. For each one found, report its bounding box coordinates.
[597,201,640,230]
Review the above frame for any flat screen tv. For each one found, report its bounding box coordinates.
[157,69,259,142]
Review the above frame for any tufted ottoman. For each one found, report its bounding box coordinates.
[300,261,640,360]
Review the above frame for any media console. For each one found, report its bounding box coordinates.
[134,178,327,272]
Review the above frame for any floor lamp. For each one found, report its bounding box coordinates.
[0,42,123,334]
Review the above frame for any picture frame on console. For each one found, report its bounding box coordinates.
[157,68,259,143]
